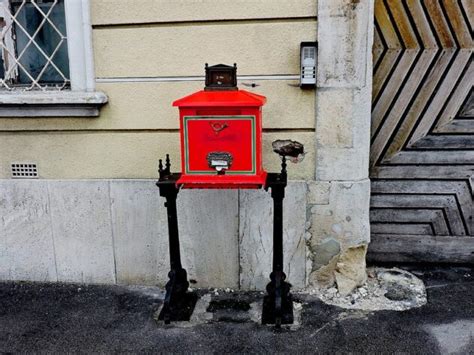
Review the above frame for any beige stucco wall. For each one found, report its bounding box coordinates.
[91,0,318,25]
[0,0,317,180]
[0,1,375,292]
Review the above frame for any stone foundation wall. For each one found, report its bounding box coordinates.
[0,179,308,290]
[1,175,372,294]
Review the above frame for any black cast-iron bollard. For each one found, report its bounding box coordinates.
[261,157,294,327]
[157,155,197,323]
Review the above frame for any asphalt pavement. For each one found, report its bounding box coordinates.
[0,266,473,354]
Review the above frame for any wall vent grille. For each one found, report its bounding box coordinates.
[11,163,38,178]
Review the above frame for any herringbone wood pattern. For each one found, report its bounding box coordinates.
[369,0,473,263]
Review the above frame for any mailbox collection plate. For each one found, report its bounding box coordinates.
[183,116,256,175]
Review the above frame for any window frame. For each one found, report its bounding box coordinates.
[0,0,107,117]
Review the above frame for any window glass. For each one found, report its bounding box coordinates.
[10,0,69,86]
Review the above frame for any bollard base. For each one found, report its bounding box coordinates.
[158,268,198,324]
[261,271,294,327]
[261,292,294,326]
[158,292,198,323]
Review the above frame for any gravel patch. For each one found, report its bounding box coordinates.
[309,267,427,311]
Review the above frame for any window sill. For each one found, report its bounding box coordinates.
[0,91,108,117]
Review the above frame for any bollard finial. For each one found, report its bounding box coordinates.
[158,159,164,179]
[165,154,171,173]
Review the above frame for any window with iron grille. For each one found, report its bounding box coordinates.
[0,0,107,116]
[0,0,69,90]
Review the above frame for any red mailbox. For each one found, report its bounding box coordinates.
[173,64,267,189]
[157,64,299,327]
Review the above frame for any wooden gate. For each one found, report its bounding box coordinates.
[368,0,473,263]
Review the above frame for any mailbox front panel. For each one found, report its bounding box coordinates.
[183,116,256,174]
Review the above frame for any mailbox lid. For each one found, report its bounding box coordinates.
[173,89,266,107]
[183,115,256,174]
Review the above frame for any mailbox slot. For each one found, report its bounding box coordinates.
[207,151,233,172]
